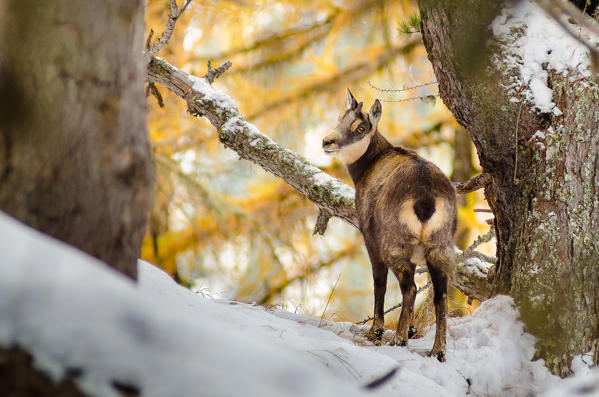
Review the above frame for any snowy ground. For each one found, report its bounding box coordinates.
[0,211,598,397]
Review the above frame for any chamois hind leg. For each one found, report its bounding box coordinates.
[389,262,416,347]
[365,259,388,345]
[425,245,453,362]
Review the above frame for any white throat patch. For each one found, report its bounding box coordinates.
[338,133,372,164]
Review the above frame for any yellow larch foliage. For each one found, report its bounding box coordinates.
[143,0,493,322]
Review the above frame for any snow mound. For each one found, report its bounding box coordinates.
[492,0,599,113]
[0,212,366,397]
[0,211,593,396]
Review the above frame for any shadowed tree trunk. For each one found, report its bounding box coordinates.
[451,128,477,250]
[0,0,153,279]
[418,0,599,375]
[0,2,151,394]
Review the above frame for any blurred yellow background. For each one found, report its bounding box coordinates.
[143,0,493,326]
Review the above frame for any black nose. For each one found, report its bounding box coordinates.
[322,138,336,147]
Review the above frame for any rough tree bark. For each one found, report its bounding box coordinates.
[419,0,599,375]
[0,0,153,279]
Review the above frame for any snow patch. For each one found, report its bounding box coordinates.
[310,172,356,201]
[0,212,366,397]
[532,130,546,141]
[0,211,594,397]
[188,74,238,110]
[492,0,599,113]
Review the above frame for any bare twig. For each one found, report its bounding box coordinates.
[204,60,232,84]
[146,82,164,107]
[367,80,437,93]
[514,100,523,185]
[535,0,599,57]
[457,227,496,264]
[258,248,352,304]
[363,367,401,389]
[313,209,332,235]
[455,173,492,194]
[355,282,432,325]
[320,273,342,327]
[190,0,380,62]
[381,94,439,103]
[246,40,420,120]
[145,0,193,64]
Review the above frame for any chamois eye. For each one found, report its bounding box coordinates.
[357,126,365,134]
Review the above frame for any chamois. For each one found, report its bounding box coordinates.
[322,89,457,361]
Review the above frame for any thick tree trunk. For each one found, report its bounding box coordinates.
[419,0,599,375]
[0,0,153,279]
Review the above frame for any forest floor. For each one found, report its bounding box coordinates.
[0,212,597,397]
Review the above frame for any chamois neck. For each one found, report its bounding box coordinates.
[347,130,392,185]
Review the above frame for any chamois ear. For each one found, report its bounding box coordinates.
[346,88,358,110]
[356,102,363,114]
[369,99,382,127]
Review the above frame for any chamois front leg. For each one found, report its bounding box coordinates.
[426,246,452,362]
[390,264,416,347]
[365,260,387,345]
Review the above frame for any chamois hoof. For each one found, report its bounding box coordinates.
[390,334,407,347]
[365,327,384,345]
[408,325,416,339]
[429,350,445,362]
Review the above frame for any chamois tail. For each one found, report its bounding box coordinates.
[413,196,435,222]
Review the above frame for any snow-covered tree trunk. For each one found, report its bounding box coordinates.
[0,0,153,279]
[419,0,599,375]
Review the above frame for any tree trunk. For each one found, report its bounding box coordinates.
[0,0,153,279]
[419,0,599,375]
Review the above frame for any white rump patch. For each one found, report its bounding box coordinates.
[399,198,449,264]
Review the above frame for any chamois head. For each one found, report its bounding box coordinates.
[322,88,382,164]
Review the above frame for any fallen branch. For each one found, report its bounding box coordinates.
[146,56,495,301]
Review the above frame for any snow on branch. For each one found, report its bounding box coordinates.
[145,56,495,301]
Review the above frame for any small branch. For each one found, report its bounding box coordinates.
[514,100,523,185]
[144,0,193,64]
[367,80,437,93]
[363,367,400,390]
[381,94,439,103]
[190,1,380,62]
[319,273,342,327]
[455,173,492,194]
[535,0,599,58]
[355,282,432,325]
[313,209,332,235]
[457,227,496,262]
[204,60,232,84]
[258,248,352,304]
[246,40,420,120]
[146,82,164,107]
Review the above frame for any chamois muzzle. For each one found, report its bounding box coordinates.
[322,137,338,153]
